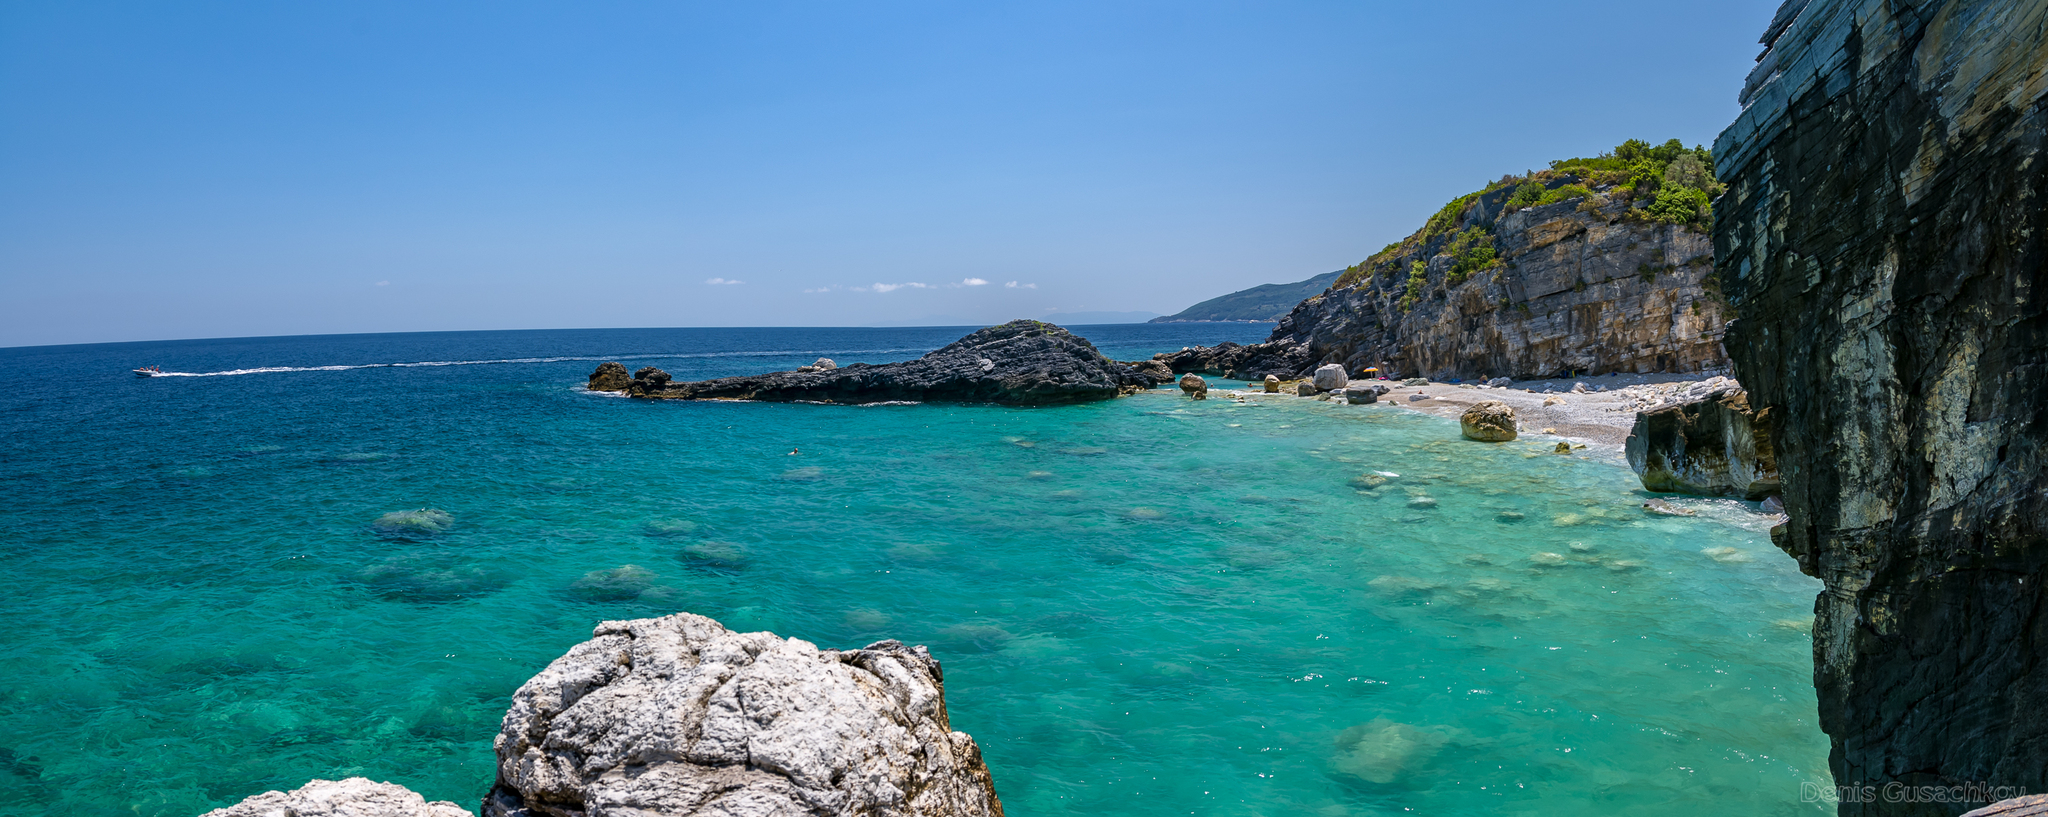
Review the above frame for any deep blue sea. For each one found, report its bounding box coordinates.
[0,324,1829,815]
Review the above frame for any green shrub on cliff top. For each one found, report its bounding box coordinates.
[1336,137,1720,293]
[1646,185,1712,224]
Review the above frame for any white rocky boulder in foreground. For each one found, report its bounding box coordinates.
[201,778,472,817]
[483,612,1003,817]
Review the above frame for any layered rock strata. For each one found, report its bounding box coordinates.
[1623,386,1779,499]
[1273,200,1727,381]
[1712,0,2048,812]
[484,613,1002,817]
[202,778,471,817]
[590,321,1160,405]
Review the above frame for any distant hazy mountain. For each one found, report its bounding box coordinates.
[1150,270,1341,322]
[1039,311,1161,325]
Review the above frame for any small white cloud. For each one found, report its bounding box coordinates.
[861,282,930,293]
[802,286,837,294]
[958,277,990,287]
[1005,281,1036,289]
[705,277,744,285]
[375,280,390,286]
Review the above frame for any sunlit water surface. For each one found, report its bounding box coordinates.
[0,325,1827,816]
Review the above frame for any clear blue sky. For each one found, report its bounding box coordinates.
[0,1,1775,347]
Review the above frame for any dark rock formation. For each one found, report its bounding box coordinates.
[1153,340,1314,380]
[599,321,1160,406]
[1123,358,1173,383]
[1460,401,1517,442]
[1623,388,1779,499]
[202,778,471,817]
[483,612,1003,817]
[629,366,671,393]
[586,361,630,392]
[1712,0,2048,812]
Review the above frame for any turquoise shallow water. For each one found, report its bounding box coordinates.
[0,326,1827,815]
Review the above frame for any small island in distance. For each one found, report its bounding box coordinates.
[1149,269,1341,322]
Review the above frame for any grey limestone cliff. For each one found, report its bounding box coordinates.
[1272,193,1728,381]
[1158,149,1734,382]
[1713,0,2048,813]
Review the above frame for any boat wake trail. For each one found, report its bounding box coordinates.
[144,349,933,378]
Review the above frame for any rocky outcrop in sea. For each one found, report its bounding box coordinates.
[1623,385,1778,499]
[588,320,1162,405]
[202,614,1003,817]
[1713,0,2048,811]
[485,613,1001,817]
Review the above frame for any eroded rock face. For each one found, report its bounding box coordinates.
[1124,358,1173,384]
[203,778,471,817]
[1623,388,1778,499]
[1713,0,2048,811]
[484,612,1003,817]
[1459,401,1517,442]
[1154,341,1313,381]
[611,321,1156,405]
[587,362,631,392]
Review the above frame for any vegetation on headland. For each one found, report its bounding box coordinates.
[1334,138,1721,301]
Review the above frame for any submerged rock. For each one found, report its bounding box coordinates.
[372,509,455,538]
[565,565,658,602]
[1623,387,1778,499]
[1641,498,1695,517]
[679,540,749,571]
[1330,718,1454,785]
[356,556,511,603]
[203,778,471,817]
[1459,401,1517,442]
[586,362,631,392]
[482,612,1002,817]
[601,321,1158,405]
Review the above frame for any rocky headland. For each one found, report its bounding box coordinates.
[1156,140,1733,383]
[1713,0,2048,812]
[590,320,1162,406]
[206,614,1002,817]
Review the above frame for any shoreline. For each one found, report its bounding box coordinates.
[1215,371,1731,449]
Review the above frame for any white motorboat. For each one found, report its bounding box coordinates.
[133,366,161,377]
